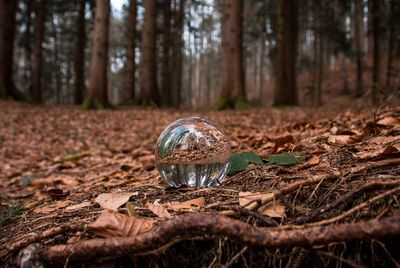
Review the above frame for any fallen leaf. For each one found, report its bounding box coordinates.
[167,197,205,210]
[328,135,363,145]
[126,202,137,216]
[368,135,400,145]
[34,200,73,213]
[377,116,400,127]
[147,203,172,218]
[47,188,69,200]
[95,192,138,211]
[239,192,274,207]
[273,135,295,153]
[353,145,400,159]
[65,201,92,211]
[88,209,155,238]
[258,203,286,218]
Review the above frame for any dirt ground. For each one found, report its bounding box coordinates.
[0,101,399,267]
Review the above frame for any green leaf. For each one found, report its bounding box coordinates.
[241,152,263,165]
[267,152,305,166]
[228,152,263,176]
[21,176,31,187]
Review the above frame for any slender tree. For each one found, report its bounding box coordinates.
[171,0,185,108]
[32,0,46,103]
[0,0,25,100]
[221,0,245,108]
[354,0,364,98]
[138,0,159,105]
[273,0,299,105]
[84,0,110,108]
[385,0,398,93]
[371,0,380,104]
[161,0,172,106]
[74,0,86,105]
[123,0,137,104]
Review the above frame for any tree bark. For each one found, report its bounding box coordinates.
[221,0,245,107]
[273,0,299,106]
[138,0,159,105]
[385,0,396,94]
[0,0,25,100]
[32,0,46,103]
[85,0,110,108]
[354,0,364,98]
[161,0,172,106]
[171,0,185,108]
[74,0,86,105]
[123,0,137,104]
[371,0,380,105]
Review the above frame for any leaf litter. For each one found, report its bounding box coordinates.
[0,102,399,266]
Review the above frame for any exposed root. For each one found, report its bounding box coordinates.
[0,224,84,259]
[41,213,400,264]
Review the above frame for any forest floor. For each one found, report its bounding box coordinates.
[0,101,400,267]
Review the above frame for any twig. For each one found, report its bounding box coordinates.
[316,250,363,268]
[225,246,248,267]
[41,213,400,264]
[304,186,400,227]
[291,179,400,224]
[239,158,400,213]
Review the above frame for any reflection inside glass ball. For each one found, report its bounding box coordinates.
[155,117,231,187]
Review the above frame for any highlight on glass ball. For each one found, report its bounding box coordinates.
[155,117,231,187]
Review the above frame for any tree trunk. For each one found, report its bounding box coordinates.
[50,13,61,104]
[123,0,137,104]
[221,0,245,107]
[23,0,33,92]
[273,0,299,105]
[0,0,25,100]
[85,0,110,108]
[386,0,396,94]
[138,0,159,105]
[161,0,172,106]
[354,0,364,98]
[372,0,380,105]
[312,0,323,107]
[32,0,46,103]
[171,0,185,108]
[367,0,373,57]
[74,0,86,105]
[340,53,350,95]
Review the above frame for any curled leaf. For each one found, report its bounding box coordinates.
[88,209,155,238]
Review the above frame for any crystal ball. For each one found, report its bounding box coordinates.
[155,117,231,187]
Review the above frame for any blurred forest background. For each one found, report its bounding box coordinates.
[0,0,399,109]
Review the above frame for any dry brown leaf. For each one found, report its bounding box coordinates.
[167,197,205,211]
[353,145,400,159]
[88,209,156,238]
[377,116,400,127]
[147,203,172,218]
[65,201,92,211]
[328,135,363,145]
[306,155,320,166]
[258,203,286,218]
[369,135,400,145]
[273,135,295,153]
[95,192,138,211]
[34,200,73,213]
[239,192,274,207]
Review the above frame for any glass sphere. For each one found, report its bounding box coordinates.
[155,117,231,187]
